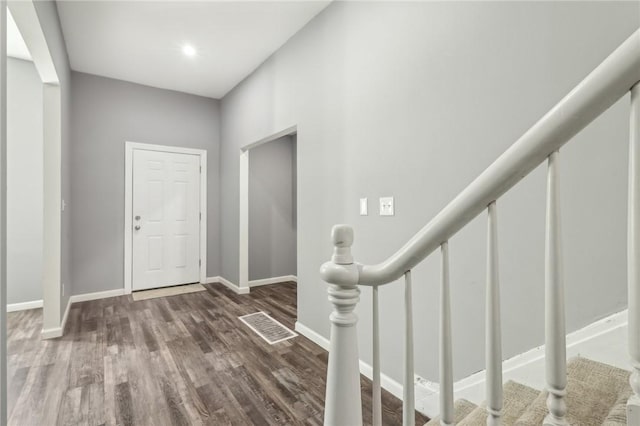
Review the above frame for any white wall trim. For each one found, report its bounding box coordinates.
[9,1,63,344]
[70,288,125,304]
[206,276,250,295]
[41,295,70,340]
[296,309,630,419]
[7,299,43,312]
[7,2,57,84]
[40,289,127,339]
[415,309,630,417]
[294,321,404,402]
[239,125,297,292]
[124,141,207,294]
[249,275,297,288]
[241,126,298,153]
[239,150,249,290]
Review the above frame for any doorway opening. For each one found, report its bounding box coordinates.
[239,126,298,294]
[6,1,63,342]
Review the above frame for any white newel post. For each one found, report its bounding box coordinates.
[628,82,640,426]
[320,225,363,426]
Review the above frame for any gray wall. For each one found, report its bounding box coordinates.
[70,72,221,295]
[7,58,43,304]
[33,0,73,318]
[221,1,640,383]
[249,135,296,281]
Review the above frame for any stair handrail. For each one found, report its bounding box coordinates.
[347,29,640,287]
[320,28,640,426]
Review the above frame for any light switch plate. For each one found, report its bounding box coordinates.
[360,198,368,216]
[380,197,394,216]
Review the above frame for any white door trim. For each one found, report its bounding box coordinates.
[124,141,207,294]
[239,126,297,290]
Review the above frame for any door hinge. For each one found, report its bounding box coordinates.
[199,259,202,266]
[199,212,202,221]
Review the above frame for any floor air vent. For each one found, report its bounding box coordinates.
[238,311,298,344]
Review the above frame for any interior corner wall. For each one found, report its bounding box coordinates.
[248,135,297,281]
[32,0,72,318]
[70,72,221,295]
[7,58,43,305]
[220,1,640,384]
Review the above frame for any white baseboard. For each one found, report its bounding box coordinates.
[41,289,125,339]
[249,275,297,288]
[70,288,125,303]
[7,299,43,312]
[416,309,630,417]
[294,321,329,350]
[294,321,405,402]
[206,276,250,294]
[39,280,250,340]
[296,309,630,419]
[41,327,63,339]
[41,296,72,339]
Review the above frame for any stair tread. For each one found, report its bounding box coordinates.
[424,398,477,426]
[601,386,632,426]
[457,380,539,425]
[514,357,631,426]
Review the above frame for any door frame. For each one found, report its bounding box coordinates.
[124,141,207,294]
[239,125,297,291]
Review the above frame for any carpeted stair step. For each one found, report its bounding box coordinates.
[424,399,477,426]
[457,380,539,425]
[514,357,631,425]
[601,386,633,425]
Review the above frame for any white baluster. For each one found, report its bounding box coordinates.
[403,270,415,426]
[440,242,454,426]
[486,202,503,426]
[320,225,363,426]
[372,285,382,426]
[628,82,640,426]
[544,152,568,426]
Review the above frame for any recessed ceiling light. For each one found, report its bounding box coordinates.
[182,44,197,57]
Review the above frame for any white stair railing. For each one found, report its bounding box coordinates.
[403,271,415,426]
[372,284,382,426]
[486,202,503,426]
[440,242,454,426]
[627,81,640,424]
[322,226,362,426]
[544,151,567,426]
[320,28,640,426]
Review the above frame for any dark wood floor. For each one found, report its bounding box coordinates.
[7,282,429,425]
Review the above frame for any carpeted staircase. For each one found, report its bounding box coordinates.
[426,357,632,425]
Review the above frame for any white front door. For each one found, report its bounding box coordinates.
[132,149,201,291]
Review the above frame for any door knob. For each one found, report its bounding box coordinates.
[134,225,141,231]
[135,215,141,221]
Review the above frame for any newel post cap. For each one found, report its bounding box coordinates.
[319,224,359,286]
[331,225,354,264]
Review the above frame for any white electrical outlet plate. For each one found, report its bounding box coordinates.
[380,197,394,216]
[360,198,368,216]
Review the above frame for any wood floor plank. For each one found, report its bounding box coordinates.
[7,281,430,425]
[114,382,134,426]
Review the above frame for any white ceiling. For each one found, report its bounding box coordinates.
[8,8,32,61]
[56,1,331,99]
